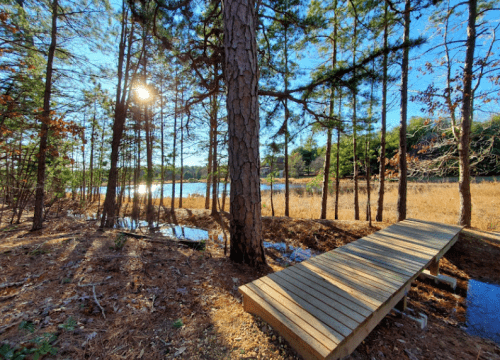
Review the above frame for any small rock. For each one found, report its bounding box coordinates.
[235,338,242,341]
[174,346,186,357]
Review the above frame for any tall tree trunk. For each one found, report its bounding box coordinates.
[159,79,165,211]
[321,0,338,220]
[397,0,410,222]
[205,129,212,209]
[376,0,389,222]
[335,93,342,220]
[284,24,290,217]
[458,0,476,227]
[366,137,371,225]
[352,10,359,221]
[321,128,332,219]
[171,72,178,212]
[132,113,141,220]
[32,0,57,231]
[81,117,86,203]
[100,6,134,228]
[224,0,265,265]
[144,41,154,226]
[179,90,184,208]
[211,90,218,216]
[88,111,96,202]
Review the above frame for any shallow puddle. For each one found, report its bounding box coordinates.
[466,279,500,344]
[263,241,319,263]
[157,225,209,242]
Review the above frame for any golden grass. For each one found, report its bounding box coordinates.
[258,181,500,232]
[88,180,500,232]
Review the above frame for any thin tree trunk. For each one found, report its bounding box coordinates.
[321,0,338,220]
[205,129,212,209]
[160,79,165,210]
[211,89,218,216]
[88,111,95,202]
[32,0,57,231]
[179,90,184,208]
[171,71,178,213]
[352,10,359,221]
[224,0,265,265]
[335,93,342,220]
[458,0,476,227]
[366,137,371,225]
[321,128,332,219]
[132,114,140,220]
[284,24,290,217]
[100,5,134,228]
[376,0,389,222]
[397,0,411,222]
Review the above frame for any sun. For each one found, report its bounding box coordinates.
[136,86,150,101]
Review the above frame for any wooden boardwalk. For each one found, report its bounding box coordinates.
[239,219,463,360]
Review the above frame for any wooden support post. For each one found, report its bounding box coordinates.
[395,295,407,313]
[429,258,440,276]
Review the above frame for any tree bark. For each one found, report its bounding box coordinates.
[211,82,218,215]
[284,23,290,218]
[100,6,134,229]
[32,0,58,231]
[224,0,265,265]
[376,0,388,222]
[171,71,178,213]
[335,93,342,220]
[321,128,332,219]
[397,0,410,222]
[179,89,184,208]
[321,0,338,220]
[352,10,359,221]
[458,0,476,227]
[205,129,212,209]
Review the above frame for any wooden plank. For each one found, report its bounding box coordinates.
[248,280,346,342]
[316,253,404,290]
[362,233,439,256]
[265,273,365,326]
[433,232,460,261]
[239,219,463,360]
[258,276,358,334]
[304,257,395,300]
[332,250,415,278]
[365,231,444,251]
[240,286,329,360]
[298,262,387,305]
[283,266,375,315]
[291,264,381,310]
[327,282,413,360]
[343,241,427,268]
[339,246,422,274]
[350,240,429,267]
[312,255,401,291]
[324,251,407,285]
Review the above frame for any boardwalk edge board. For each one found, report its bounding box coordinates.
[239,219,463,360]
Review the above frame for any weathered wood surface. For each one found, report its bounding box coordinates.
[239,219,462,360]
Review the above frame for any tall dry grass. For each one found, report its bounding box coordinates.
[94,180,499,232]
[259,181,500,232]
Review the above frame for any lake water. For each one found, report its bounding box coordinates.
[78,182,311,198]
[466,279,500,344]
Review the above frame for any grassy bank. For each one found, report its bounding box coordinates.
[128,180,499,232]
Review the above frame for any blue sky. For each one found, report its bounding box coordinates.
[82,0,499,167]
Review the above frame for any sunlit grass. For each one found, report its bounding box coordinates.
[109,180,500,232]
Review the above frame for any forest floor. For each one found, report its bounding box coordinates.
[1,200,500,359]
